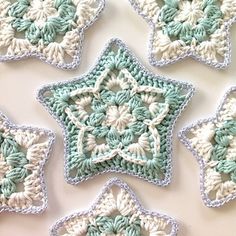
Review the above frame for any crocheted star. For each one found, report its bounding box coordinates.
[179,87,236,207]
[0,111,54,214]
[38,39,194,185]
[50,178,178,236]
[0,0,105,69]
[129,0,236,68]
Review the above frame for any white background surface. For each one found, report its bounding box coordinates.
[1,0,236,235]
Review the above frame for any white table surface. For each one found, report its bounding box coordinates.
[1,0,236,235]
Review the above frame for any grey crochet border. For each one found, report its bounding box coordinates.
[0,0,105,70]
[178,86,236,207]
[128,0,236,69]
[0,110,55,214]
[37,38,195,186]
[50,177,179,236]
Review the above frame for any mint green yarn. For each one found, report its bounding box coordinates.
[87,216,141,236]
[160,0,223,45]
[8,0,77,45]
[0,132,30,198]
[210,120,236,182]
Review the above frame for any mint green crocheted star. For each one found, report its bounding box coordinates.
[38,39,193,185]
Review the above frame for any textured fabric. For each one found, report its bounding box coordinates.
[38,39,194,185]
[179,87,236,207]
[50,178,178,236]
[0,111,54,213]
[0,0,105,69]
[129,0,236,68]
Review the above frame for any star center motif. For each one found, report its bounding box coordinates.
[105,105,134,132]
[64,66,170,166]
[175,0,203,26]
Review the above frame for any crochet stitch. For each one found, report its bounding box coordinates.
[0,0,105,69]
[179,86,236,207]
[50,178,178,236]
[0,111,54,214]
[129,0,236,68]
[37,39,194,185]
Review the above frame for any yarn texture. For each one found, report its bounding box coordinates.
[129,0,236,68]
[50,178,178,236]
[37,39,194,185]
[179,87,236,207]
[0,0,105,69]
[0,111,54,213]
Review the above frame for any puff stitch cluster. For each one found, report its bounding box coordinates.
[0,0,105,69]
[0,111,54,213]
[38,39,194,185]
[179,87,236,207]
[50,178,178,236]
[129,0,236,68]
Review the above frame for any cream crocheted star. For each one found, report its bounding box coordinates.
[50,178,178,236]
[0,0,105,69]
[37,39,194,186]
[129,0,236,68]
[179,87,236,207]
[0,111,54,213]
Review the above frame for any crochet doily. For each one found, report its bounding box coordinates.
[0,111,54,214]
[179,87,236,207]
[37,38,194,186]
[129,0,236,68]
[50,178,178,236]
[0,0,105,69]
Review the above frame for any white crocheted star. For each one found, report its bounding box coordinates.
[179,87,236,207]
[129,0,236,68]
[0,111,54,214]
[50,178,178,236]
[0,0,105,69]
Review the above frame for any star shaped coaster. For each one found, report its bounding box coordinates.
[37,38,194,186]
[50,178,178,236]
[0,111,54,214]
[0,0,105,69]
[129,0,236,68]
[179,87,236,207]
